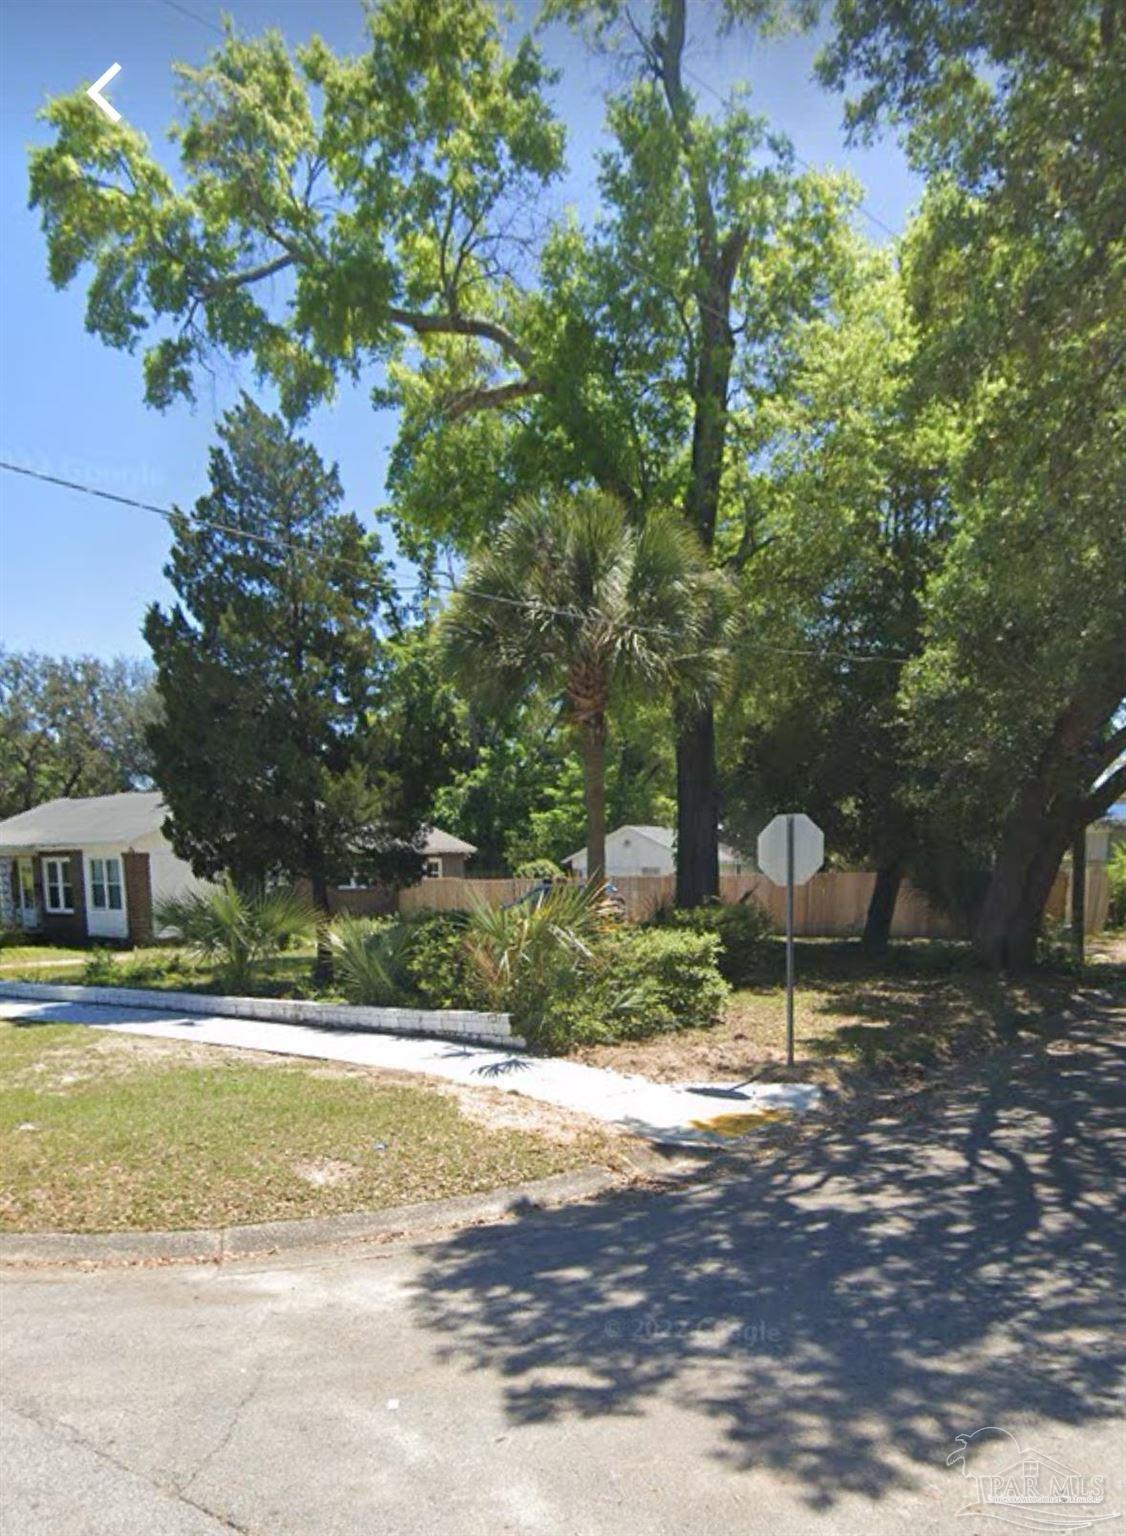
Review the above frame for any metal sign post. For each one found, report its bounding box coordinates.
[757,812,824,1069]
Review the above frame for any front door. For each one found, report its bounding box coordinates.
[16,858,38,929]
[86,855,128,940]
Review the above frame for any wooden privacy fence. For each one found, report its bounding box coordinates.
[398,863,1105,937]
[399,870,965,937]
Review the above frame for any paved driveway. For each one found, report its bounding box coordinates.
[2,991,1124,1535]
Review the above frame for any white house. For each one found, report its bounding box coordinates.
[0,791,205,944]
[563,824,751,879]
[0,792,480,939]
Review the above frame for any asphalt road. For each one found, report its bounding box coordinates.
[2,991,1124,1535]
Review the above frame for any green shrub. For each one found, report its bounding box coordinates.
[652,898,773,984]
[454,883,622,1050]
[83,948,118,986]
[331,917,410,1007]
[399,912,471,1009]
[1108,843,1126,929]
[590,927,728,1040]
[513,859,566,879]
[154,879,315,993]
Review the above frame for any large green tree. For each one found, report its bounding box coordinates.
[0,650,157,819]
[145,396,452,973]
[724,244,962,948]
[439,491,726,882]
[431,694,674,871]
[29,0,852,908]
[818,0,1126,965]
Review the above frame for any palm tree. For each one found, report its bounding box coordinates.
[440,491,729,883]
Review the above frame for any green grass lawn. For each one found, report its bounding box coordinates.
[0,942,324,997]
[0,1020,624,1233]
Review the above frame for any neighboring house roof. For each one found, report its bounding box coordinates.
[0,790,165,852]
[564,824,746,866]
[0,796,479,862]
[421,826,477,856]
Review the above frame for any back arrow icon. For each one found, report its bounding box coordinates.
[87,62,122,123]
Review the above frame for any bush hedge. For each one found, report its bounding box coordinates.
[317,897,728,1056]
[651,898,773,985]
[594,928,728,1039]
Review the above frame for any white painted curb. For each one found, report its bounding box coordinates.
[0,980,522,1049]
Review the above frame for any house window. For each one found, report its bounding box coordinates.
[339,872,371,890]
[90,857,123,911]
[43,857,74,913]
[424,858,442,879]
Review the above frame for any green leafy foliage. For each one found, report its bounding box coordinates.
[144,397,454,906]
[330,917,412,1006]
[398,912,471,1009]
[1107,844,1126,931]
[651,898,773,985]
[153,879,315,993]
[440,490,729,879]
[459,881,616,1048]
[0,650,158,820]
[590,928,729,1039]
[81,948,120,987]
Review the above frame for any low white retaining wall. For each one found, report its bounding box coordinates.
[0,980,522,1049]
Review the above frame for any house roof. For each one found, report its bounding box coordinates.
[422,826,477,856]
[564,824,746,866]
[0,796,479,861]
[0,790,166,852]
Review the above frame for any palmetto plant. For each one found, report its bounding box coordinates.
[154,879,315,993]
[461,880,616,1019]
[440,491,730,882]
[330,916,412,1007]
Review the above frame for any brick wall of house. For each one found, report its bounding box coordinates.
[32,851,87,942]
[123,852,154,944]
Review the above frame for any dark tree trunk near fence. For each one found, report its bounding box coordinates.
[862,861,903,955]
[1071,828,1087,965]
[675,707,720,908]
[972,682,1126,970]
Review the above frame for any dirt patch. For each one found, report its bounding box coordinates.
[292,1158,363,1188]
[301,1056,625,1146]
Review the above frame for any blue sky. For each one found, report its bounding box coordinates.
[0,0,921,662]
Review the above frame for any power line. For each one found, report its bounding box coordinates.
[0,458,912,664]
[678,63,901,242]
[158,0,224,35]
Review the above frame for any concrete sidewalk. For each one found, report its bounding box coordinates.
[0,997,819,1145]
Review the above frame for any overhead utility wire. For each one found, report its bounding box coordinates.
[0,459,912,665]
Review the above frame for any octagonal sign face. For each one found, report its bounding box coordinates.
[757,813,824,886]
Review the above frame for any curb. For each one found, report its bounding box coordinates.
[0,1149,694,1269]
[0,978,523,1050]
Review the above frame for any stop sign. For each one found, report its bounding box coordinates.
[757,813,824,886]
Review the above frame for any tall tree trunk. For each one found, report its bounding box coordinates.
[580,715,607,886]
[862,860,903,955]
[973,683,1125,969]
[675,707,720,907]
[1071,827,1087,965]
[654,0,745,909]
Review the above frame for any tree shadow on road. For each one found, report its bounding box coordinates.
[411,1009,1126,1511]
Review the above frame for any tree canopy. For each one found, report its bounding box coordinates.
[144,397,456,962]
[0,651,158,820]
